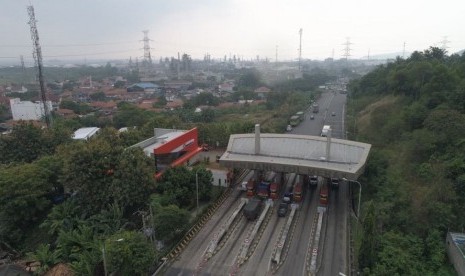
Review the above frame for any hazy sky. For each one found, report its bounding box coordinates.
[1,0,464,65]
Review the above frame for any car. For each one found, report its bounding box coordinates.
[286,124,292,132]
[309,175,318,186]
[330,178,339,189]
[331,112,336,116]
[240,181,248,191]
[277,202,289,217]
[310,115,315,120]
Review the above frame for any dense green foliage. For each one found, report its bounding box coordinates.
[350,47,465,274]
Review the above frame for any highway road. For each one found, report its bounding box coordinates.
[292,90,349,276]
[163,90,350,276]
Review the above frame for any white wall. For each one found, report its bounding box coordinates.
[10,98,52,121]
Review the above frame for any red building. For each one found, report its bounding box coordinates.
[130,127,203,179]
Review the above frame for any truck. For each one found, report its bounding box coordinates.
[289,115,300,127]
[270,180,280,200]
[257,182,271,198]
[246,179,256,197]
[312,103,319,113]
[257,172,276,198]
[293,182,303,202]
[296,111,304,121]
[243,198,262,220]
[321,125,331,137]
[319,184,329,205]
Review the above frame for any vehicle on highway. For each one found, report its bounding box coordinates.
[246,179,256,197]
[289,115,300,127]
[310,115,315,120]
[277,202,289,217]
[309,175,318,186]
[293,182,303,202]
[319,184,329,205]
[240,181,248,191]
[321,125,331,137]
[270,178,280,200]
[257,172,276,198]
[312,103,319,113]
[331,111,336,116]
[244,198,262,220]
[330,178,339,189]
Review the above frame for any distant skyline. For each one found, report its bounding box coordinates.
[1,0,464,66]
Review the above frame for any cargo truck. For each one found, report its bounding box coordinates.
[246,179,256,197]
[270,180,280,200]
[321,125,331,137]
[243,198,262,220]
[293,182,303,202]
[312,104,319,113]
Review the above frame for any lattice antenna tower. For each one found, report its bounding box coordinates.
[142,30,153,65]
[298,28,303,71]
[440,36,450,52]
[342,37,352,61]
[27,5,51,128]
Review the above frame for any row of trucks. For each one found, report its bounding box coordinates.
[246,172,280,199]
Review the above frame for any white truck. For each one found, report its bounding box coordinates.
[321,125,331,137]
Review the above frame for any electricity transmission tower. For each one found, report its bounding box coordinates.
[342,37,352,61]
[440,36,450,51]
[27,5,52,128]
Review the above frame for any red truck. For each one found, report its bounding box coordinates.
[293,182,303,202]
[319,183,329,205]
[246,179,256,197]
[270,181,280,200]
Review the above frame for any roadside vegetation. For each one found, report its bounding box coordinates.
[348,47,465,275]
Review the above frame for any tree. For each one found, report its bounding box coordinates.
[27,244,61,275]
[105,231,156,275]
[0,122,45,163]
[152,204,189,242]
[0,162,54,245]
[89,91,107,101]
[59,135,154,214]
[41,200,84,237]
[113,104,154,128]
[238,68,261,88]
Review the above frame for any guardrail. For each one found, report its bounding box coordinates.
[154,169,249,275]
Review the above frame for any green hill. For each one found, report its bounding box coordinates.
[349,46,465,275]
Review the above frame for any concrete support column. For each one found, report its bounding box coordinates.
[325,127,332,161]
[255,124,260,155]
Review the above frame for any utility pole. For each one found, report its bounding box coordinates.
[298,28,303,71]
[27,5,51,128]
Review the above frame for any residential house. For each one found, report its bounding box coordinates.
[254,86,271,99]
